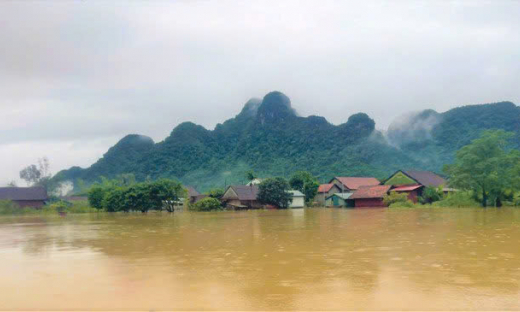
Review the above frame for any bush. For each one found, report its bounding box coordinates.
[389,201,416,208]
[0,200,25,215]
[431,191,479,208]
[192,197,223,211]
[103,187,126,212]
[420,186,444,204]
[88,186,105,209]
[383,191,411,206]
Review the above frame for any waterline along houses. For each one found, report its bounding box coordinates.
[0,187,48,208]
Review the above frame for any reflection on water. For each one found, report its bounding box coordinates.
[1,208,520,310]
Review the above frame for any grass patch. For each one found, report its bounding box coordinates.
[0,200,100,215]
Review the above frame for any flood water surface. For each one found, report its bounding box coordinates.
[1,208,520,310]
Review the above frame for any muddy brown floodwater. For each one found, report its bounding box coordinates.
[1,208,520,310]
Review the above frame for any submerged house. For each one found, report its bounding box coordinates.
[0,187,48,208]
[384,170,447,203]
[221,185,262,209]
[288,190,305,208]
[325,192,354,208]
[330,177,381,193]
[315,183,341,206]
[186,186,207,204]
[350,185,391,208]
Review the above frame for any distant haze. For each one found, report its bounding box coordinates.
[1,1,519,185]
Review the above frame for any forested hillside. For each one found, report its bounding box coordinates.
[54,92,520,191]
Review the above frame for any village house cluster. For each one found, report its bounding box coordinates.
[186,170,449,209]
[0,169,448,210]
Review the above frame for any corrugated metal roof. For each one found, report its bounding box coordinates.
[0,187,48,201]
[288,190,305,197]
[333,177,380,190]
[403,170,446,187]
[326,192,353,200]
[224,185,259,201]
[392,184,423,192]
[318,183,334,193]
[350,185,391,199]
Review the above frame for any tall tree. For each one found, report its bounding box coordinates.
[258,177,292,209]
[289,171,319,203]
[444,130,520,207]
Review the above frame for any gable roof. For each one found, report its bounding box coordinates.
[350,185,391,200]
[224,185,259,201]
[186,186,200,197]
[0,187,48,201]
[331,177,380,190]
[402,170,446,187]
[318,183,335,193]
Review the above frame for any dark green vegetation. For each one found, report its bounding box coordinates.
[0,199,98,215]
[53,91,520,192]
[191,197,223,212]
[445,130,520,207]
[88,178,186,213]
[258,177,293,209]
[289,171,319,203]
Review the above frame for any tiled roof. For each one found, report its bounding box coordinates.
[333,177,380,190]
[318,184,334,193]
[0,187,48,201]
[403,170,446,187]
[227,185,259,201]
[350,185,391,199]
[392,184,423,192]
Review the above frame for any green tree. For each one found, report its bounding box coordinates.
[151,179,186,212]
[258,177,292,209]
[102,187,126,212]
[289,171,319,203]
[420,186,444,204]
[207,188,225,200]
[444,130,520,207]
[88,186,105,209]
[192,197,223,211]
[246,170,257,183]
[124,183,152,213]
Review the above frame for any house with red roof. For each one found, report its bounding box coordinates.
[383,170,447,203]
[330,177,380,193]
[315,183,341,206]
[350,185,391,208]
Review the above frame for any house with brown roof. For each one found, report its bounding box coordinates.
[185,186,207,204]
[383,170,447,203]
[315,183,341,206]
[350,185,391,208]
[0,187,48,208]
[221,185,262,209]
[330,177,380,192]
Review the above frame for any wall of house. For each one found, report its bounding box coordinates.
[354,198,386,208]
[14,200,45,209]
[384,172,416,186]
[315,193,326,206]
[290,196,305,208]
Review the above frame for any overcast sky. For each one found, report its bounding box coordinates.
[1,0,519,185]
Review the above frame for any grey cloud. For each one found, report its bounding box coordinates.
[1,0,519,184]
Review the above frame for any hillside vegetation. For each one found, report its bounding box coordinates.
[53,91,520,191]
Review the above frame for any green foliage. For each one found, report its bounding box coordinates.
[53,96,520,191]
[444,130,520,207]
[383,191,411,207]
[88,186,105,209]
[0,200,23,215]
[207,188,225,200]
[389,201,416,208]
[431,192,480,208]
[420,186,444,204]
[103,187,126,212]
[246,170,257,182]
[0,200,98,215]
[49,201,68,213]
[151,179,186,212]
[191,197,223,211]
[258,177,292,209]
[289,171,319,202]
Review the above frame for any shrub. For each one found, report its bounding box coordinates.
[103,187,126,212]
[420,186,444,204]
[383,191,410,207]
[389,201,416,208]
[192,197,223,211]
[431,191,479,208]
[0,200,25,215]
